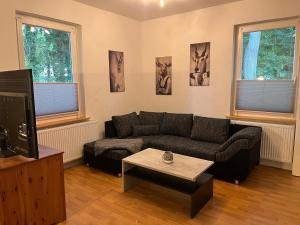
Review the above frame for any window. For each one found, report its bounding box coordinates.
[233,19,300,117]
[16,15,84,122]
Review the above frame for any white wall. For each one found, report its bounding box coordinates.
[140,0,300,175]
[141,0,300,116]
[0,0,142,135]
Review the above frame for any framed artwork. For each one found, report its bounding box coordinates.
[109,50,125,92]
[190,42,210,86]
[156,56,172,95]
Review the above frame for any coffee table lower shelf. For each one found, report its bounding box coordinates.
[122,166,213,218]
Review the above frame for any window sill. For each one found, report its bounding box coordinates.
[37,116,90,130]
[227,115,296,125]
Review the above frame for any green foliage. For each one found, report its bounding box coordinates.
[242,27,296,80]
[22,24,73,83]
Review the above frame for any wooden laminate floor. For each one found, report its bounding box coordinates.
[60,165,300,225]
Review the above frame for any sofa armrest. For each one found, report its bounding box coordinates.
[216,127,262,162]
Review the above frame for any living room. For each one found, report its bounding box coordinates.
[0,0,300,224]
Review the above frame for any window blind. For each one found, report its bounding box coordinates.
[236,80,295,113]
[34,83,78,116]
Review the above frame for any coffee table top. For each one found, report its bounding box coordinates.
[123,148,214,182]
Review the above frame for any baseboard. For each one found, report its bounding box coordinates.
[260,158,292,171]
[64,158,84,169]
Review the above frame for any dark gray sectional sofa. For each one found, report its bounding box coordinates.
[84,111,262,183]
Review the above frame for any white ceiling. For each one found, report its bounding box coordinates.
[73,0,242,21]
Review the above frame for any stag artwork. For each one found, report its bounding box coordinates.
[109,50,125,92]
[156,56,172,95]
[190,42,210,86]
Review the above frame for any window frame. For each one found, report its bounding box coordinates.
[16,14,85,124]
[231,18,300,119]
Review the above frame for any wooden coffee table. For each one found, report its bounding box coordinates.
[122,148,214,218]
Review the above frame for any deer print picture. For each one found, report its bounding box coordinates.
[190,42,210,86]
[109,50,125,92]
[156,56,172,95]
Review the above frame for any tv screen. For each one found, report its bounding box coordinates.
[0,69,38,159]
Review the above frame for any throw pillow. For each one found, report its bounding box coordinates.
[191,116,230,144]
[160,113,193,137]
[112,112,140,138]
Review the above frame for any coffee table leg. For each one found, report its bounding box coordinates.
[190,175,213,218]
[122,161,138,192]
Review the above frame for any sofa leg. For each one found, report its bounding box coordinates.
[117,173,122,177]
[234,180,240,185]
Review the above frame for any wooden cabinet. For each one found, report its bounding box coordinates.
[0,145,66,225]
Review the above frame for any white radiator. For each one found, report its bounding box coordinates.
[37,120,99,163]
[232,120,295,168]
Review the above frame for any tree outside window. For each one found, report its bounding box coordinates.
[22,24,73,83]
[242,27,296,80]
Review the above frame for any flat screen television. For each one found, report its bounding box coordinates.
[0,69,38,159]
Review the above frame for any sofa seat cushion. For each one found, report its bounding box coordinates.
[84,141,131,160]
[160,113,193,137]
[191,116,230,144]
[85,136,162,161]
[149,135,220,161]
[128,135,162,149]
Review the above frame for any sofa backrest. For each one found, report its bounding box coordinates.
[105,119,255,140]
